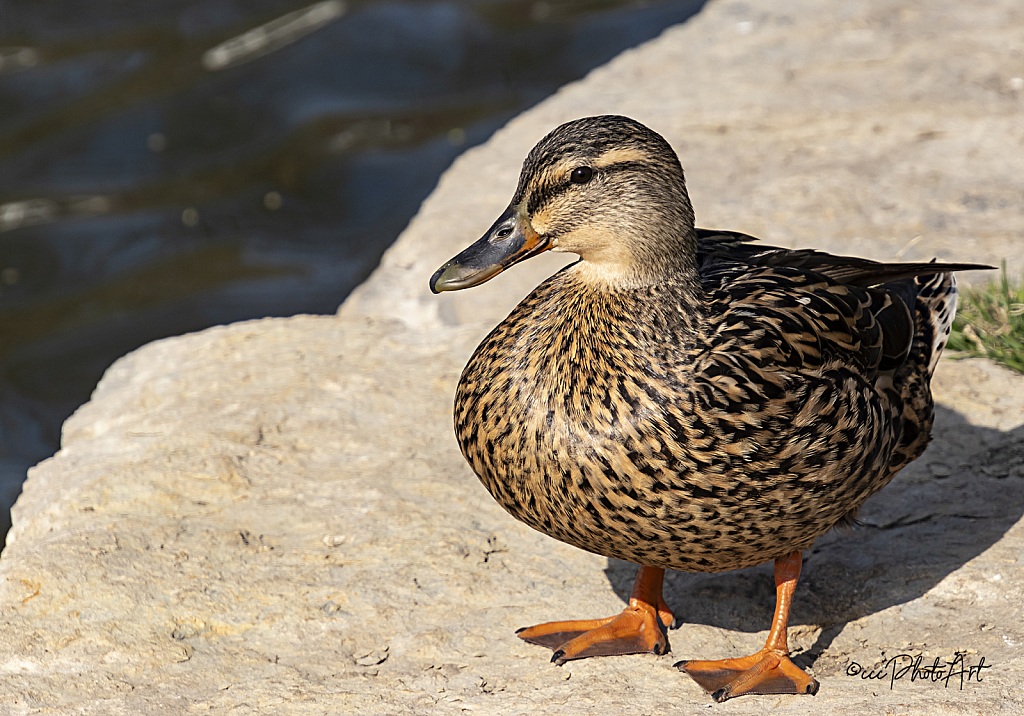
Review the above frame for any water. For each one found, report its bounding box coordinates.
[0,0,705,537]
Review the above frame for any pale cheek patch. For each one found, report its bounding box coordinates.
[530,204,554,236]
[529,193,575,237]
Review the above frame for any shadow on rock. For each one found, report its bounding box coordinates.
[603,404,1024,664]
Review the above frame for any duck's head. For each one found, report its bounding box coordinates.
[429,115,698,293]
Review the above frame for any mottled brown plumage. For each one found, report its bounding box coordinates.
[430,115,987,702]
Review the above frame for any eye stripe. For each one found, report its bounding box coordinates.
[526,160,654,217]
[527,183,565,216]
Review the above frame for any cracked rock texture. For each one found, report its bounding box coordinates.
[2,0,1023,713]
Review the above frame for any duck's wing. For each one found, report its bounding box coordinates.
[693,228,990,379]
[695,228,989,288]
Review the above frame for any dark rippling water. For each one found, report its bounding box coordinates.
[0,0,705,536]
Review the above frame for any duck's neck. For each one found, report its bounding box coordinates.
[567,224,702,295]
[555,259,707,359]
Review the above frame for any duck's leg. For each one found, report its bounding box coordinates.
[676,551,819,702]
[516,565,674,664]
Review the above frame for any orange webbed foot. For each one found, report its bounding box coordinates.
[677,648,819,702]
[678,550,819,702]
[517,603,670,663]
[516,565,674,664]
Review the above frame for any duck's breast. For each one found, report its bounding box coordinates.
[454,267,909,571]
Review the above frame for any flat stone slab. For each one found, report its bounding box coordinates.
[2,0,1023,713]
[2,319,1022,714]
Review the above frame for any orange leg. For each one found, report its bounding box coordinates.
[516,565,674,664]
[676,551,819,702]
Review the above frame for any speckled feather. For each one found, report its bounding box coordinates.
[449,116,976,574]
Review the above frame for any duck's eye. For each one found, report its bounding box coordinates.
[570,166,593,184]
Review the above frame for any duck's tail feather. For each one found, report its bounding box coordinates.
[880,270,959,474]
[913,270,959,378]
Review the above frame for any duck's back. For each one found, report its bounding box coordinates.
[453,231,957,572]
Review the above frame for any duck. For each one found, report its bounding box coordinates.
[428,115,987,702]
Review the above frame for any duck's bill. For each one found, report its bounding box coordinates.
[429,205,550,293]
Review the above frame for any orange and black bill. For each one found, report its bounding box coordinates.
[429,204,550,293]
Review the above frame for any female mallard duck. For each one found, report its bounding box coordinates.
[429,115,985,702]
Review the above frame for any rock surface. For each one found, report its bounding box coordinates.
[2,0,1023,713]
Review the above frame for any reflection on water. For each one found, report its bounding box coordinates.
[0,0,705,535]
